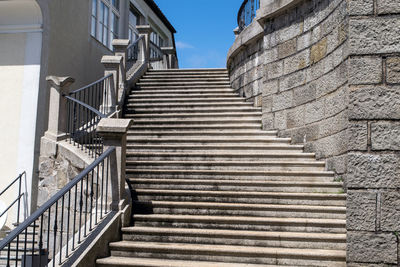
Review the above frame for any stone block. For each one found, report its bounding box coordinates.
[310,37,328,64]
[347,190,376,231]
[297,31,311,51]
[349,17,400,54]
[287,106,305,128]
[326,154,347,175]
[278,38,297,59]
[279,70,306,92]
[310,130,348,158]
[266,60,284,79]
[348,122,368,151]
[349,56,382,85]
[274,110,287,130]
[315,62,347,97]
[282,123,320,144]
[283,49,310,75]
[262,79,279,95]
[293,82,316,106]
[324,85,348,117]
[348,0,374,15]
[262,95,273,112]
[347,231,398,264]
[263,47,278,64]
[278,22,301,43]
[386,57,400,84]
[347,153,400,188]
[371,121,400,151]
[305,99,324,124]
[377,0,400,14]
[319,110,348,138]
[272,90,292,111]
[349,86,400,120]
[381,191,400,231]
[262,112,274,130]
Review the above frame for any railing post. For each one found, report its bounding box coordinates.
[101,56,122,115]
[97,118,133,211]
[161,47,176,69]
[137,25,152,67]
[44,76,75,142]
[112,39,130,105]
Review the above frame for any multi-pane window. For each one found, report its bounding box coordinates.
[91,0,120,50]
[128,10,139,43]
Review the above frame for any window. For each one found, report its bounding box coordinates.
[128,9,139,43]
[91,0,120,50]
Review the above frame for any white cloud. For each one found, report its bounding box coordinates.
[176,41,195,49]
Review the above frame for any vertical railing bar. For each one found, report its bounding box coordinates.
[78,180,83,244]
[95,162,100,225]
[72,184,77,251]
[89,169,94,231]
[100,160,105,218]
[39,214,44,267]
[59,195,64,265]
[105,157,109,214]
[66,190,71,258]
[31,220,36,260]
[23,227,28,267]
[52,201,58,267]
[84,173,89,237]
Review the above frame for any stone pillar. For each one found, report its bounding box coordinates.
[136,25,152,66]
[161,47,175,69]
[44,76,75,142]
[112,39,130,103]
[101,55,122,114]
[97,118,133,211]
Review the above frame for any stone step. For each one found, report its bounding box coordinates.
[136,82,231,87]
[125,112,262,119]
[129,93,238,98]
[142,74,229,79]
[139,78,230,83]
[132,214,346,233]
[127,137,290,144]
[146,69,228,74]
[121,227,347,250]
[127,107,262,114]
[128,125,262,131]
[135,85,232,90]
[127,102,254,108]
[129,179,342,193]
[132,200,345,219]
[126,160,324,171]
[127,144,302,153]
[130,89,236,95]
[108,241,346,266]
[128,97,244,103]
[97,256,275,267]
[127,169,335,182]
[134,189,345,206]
[126,151,315,162]
[126,129,276,136]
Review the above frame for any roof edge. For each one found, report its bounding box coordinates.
[143,0,176,34]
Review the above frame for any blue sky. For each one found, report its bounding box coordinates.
[154,0,244,69]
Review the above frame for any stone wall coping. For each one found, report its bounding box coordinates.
[160,46,175,54]
[101,55,123,65]
[227,0,305,66]
[136,24,152,34]
[45,76,75,88]
[112,39,130,47]
[97,118,133,135]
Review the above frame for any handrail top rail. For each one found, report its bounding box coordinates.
[0,172,25,197]
[64,95,107,118]
[127,35,145,51]
[0,147,116,251]
[69,73,113,95]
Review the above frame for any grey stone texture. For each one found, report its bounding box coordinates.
[348,0,374,15]
[349,56,382,85]
[386,57,400,84]
[371,121,400,150]
[376,0,400,14]
[347,231,398,264]
[346,190,376,231]
[381,190,400,231]
[347,122,368,151]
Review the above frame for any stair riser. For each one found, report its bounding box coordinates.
[135,87,232,91]
[130,94,238,99]
[133,206,345,219]
[128,173,334,182]
[131,183,343,193]
[109,250,345,266]
[127,108,261,113]
[126,155,315,162]
[129,114,262,119]
[122,234,346,250]
[127,165,324,172]
[128,148,302,153]
[130,120,262,125]
[135,195,345,206]
[128,104,254,109]
[128,99,244,104]
[130,89,236,94]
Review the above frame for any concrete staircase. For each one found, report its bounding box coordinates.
[96,69,346,266]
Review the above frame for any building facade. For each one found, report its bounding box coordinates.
[0,0,177,229]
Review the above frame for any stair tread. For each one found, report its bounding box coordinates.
[132,201,346,211]
[122,226,347,240]
[127,160,323,165]
[97,256,275,267]
[109,241,346,257]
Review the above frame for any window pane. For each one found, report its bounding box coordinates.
[129,12,137,27]
[91,16,96,36]
[92,0,97,16]
[112,0,120,10]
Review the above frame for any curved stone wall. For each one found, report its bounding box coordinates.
[228,0,348,177]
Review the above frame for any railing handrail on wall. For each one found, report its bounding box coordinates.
[237,0,260,32]
[0,147,116,267]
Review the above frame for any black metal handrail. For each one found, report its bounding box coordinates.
[127,35,145,71]
[237,0,260,32]
[0,147,116,267]
[0,172,25,225]
[150,41,164,61]
[65,75,113,158]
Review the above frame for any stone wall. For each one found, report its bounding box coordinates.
[346,0,400,265]
[228,0,349,180]
[228,0,400,264]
